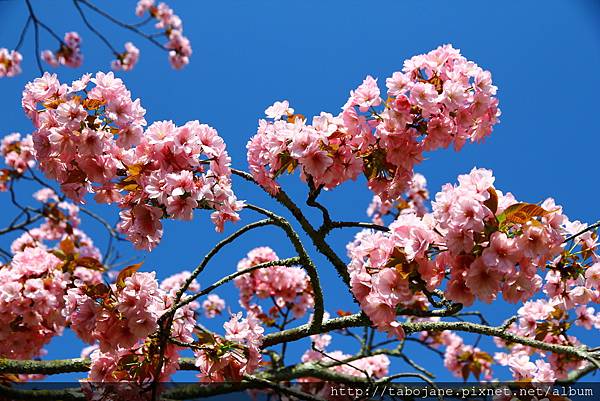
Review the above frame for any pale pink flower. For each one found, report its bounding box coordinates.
[202,294,225,318]
[265,100,293,120]
[0,48,23,77]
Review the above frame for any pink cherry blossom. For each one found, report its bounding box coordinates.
[135,1,192,69]
[1,132,36,174]
[202,294,225,318]
[247,45,500,202]
[0,48,23,77]
[112,42,140,71]
[42,32,83,68]
[265,100,294,120]
[22,72,242,250]
[194,312,264,382]
[235,247,315,322]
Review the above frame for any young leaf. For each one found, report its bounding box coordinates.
[483,187,498,215]
[76,256,105,271]
[498,202,556,226]
[59,238,76,255]
[116,262,144,289]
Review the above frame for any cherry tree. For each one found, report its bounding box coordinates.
[0,4,599,401]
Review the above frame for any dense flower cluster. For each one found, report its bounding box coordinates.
[0,247,67,359]
[367,172,429,225]
[247,45,499,201]
[1,132,36,175]
[65,271,165,351]
[235,247,314,323]
[493,256,600,381]
[135,0,192,69]
[432,168,565,305]
[0,48,22,78]
[42,32,83,68]
[111,42,140,72]
[347,167,570,338]
[0,191,103,360]
[347,213,436,338]
[194,311,264,382]
[66,271,198,391]
[22,72,242,250]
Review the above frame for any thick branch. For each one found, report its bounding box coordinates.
[244,203,325,332]
[232,168,351,287]
[325,221,390,233]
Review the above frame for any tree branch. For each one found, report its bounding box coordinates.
[232,168,352,288]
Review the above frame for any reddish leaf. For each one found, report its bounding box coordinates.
[483,187,498,215]
[498,202,556,226]
[82,98,105,110]
[84,283,110,299]
[59,238,75,255]
[116,262,144,289]
[287,113,305,123]
[76,257,105,271]
[461,364,470,381]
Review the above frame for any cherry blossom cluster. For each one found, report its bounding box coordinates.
[247,45,499,201]
[135,0,192,69]
[84,342,181,401]
[347,167,571,338]
[66,270,199,388]
[0,191,103,360]
[64,271,165,351]
[194,311,264,382]
[22,72,242,250]
[1,131,35,191]
[111,42,140,72]
[0,48,23,77]
[42,31,83,68]
[85,325,192,395]
[346,213,436,338]
[493,257,600,382]
[235,247,315,324]
[1,132,36,177]
[202,294,225,318]
[0,247,68,360]
[367,172,429,225]
[493,299,581,382]
[421,329,493,381]
[432,168,565,306]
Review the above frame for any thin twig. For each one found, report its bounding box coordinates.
[14,16,32,51]
[72,0,119,56]
[565,220,600,243]
[76,0,167,50]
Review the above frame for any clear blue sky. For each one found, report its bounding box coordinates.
[0,0,599,383]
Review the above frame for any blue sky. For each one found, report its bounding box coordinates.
[0,0,599,383]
